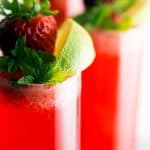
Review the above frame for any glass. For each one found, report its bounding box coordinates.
[81,27,143,150]
[0,74,81,150]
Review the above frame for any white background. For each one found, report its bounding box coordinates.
[137,23,150,150]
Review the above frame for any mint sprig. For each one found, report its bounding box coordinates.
[0,38,66,85]
[0,0,58,20]
[75,0,138,31]
[0,56,9,72]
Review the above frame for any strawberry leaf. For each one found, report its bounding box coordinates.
[0,0,58,20]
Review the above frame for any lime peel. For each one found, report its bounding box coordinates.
[54,19,95,75]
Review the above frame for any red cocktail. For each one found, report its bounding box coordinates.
[0,1,95,149]
[51,0,85,26]
[81,27,143,150]
[0,74,81,150]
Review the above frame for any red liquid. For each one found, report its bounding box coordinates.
[81,28,143,150]
[0,75,81,150]
[51,0,85,26]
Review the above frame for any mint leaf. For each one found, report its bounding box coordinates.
[0,56,9,72]
[38,51,55,64]
[18,75,34,84]
[0,37,67,85]
[0,55,19,75]
[12,38,55,82]
[7,58,18,74]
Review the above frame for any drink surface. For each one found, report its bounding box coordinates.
[81,28,143,150]
[0,75,81,150]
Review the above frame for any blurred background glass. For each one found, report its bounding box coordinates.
[78,1,150,150]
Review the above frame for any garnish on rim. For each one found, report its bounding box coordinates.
[0,19,95,85]
[0,0,58,19]
[0,0,95,86]
[75,0,146,31]
[0,37,59,84]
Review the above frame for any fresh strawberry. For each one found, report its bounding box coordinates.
[0,15,57,54]
[13,15,57,53]
[0,71,23,80]
[0,0,58,54]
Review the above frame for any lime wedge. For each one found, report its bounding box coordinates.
[54,19,95,75]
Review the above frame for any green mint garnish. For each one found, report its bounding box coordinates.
[75,0,138,31]
[0,56,9,72]
[0,37,66,85]
[0,0,58,20]
[18,75,34,84]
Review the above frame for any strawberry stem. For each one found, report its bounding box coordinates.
[0,0,58,20]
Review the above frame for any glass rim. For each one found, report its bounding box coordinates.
[0,74,80,88]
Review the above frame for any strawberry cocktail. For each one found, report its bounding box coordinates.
[0,75,81,150]
[0,1,95,150]
[76,1,145,150]
[82,28,143,150]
